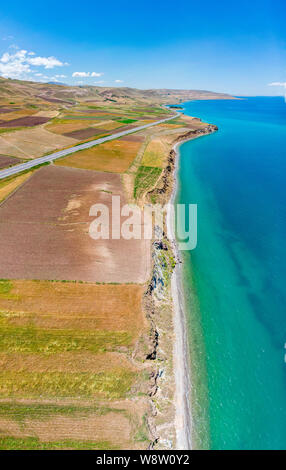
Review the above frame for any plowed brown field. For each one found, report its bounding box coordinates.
[0,165,150,283]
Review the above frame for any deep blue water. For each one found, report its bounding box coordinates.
[176,97,286,449]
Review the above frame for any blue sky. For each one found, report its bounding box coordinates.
[0,0,285,95]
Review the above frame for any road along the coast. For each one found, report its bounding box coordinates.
[0,112,180,180]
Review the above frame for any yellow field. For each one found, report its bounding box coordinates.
[0,172,32,203]
[55,139,142,173]
[0,281,144,401]
[0,109,37,122]
[0,398,149,450]
[96,121,123,130]
[0,352,137,374]
[157,123,184,129]
[0,280,146,337]
[34,110,59,118]
[141,138,167,168]
[0,279,150,449]
[46,119,99,135]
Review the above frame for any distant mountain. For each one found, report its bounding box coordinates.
[0,76,235,106]
[46,81,67,86]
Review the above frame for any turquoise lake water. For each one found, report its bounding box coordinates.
[176,97,286,449]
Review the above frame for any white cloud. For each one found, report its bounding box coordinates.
[72,71,104,78]
[0,62,30,78]
[0,50,31,78]
[1,49,27,63]
[268,82,286,88]
[0,48,68,79]
[115,79,124,83]
[27,56,67,69]
[72,72,89,77]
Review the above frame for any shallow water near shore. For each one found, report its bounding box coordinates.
[176,97,286,449]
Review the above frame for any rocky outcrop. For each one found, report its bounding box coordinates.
[146,323,159,361]
[174,123,218,144]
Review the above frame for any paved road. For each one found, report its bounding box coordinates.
[0,112,180,180]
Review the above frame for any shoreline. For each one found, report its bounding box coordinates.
[144,114,218,450]
[167,140,193,449]
[166,125,217,450]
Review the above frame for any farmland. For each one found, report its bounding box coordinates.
[0,278,150,449]
[0,280,145,337]
[134,166,162,200]
[141,138,167,168]
[46,118,103,135]
[0,398,149,450]
[0,155,22,170]
[0,116,50,128]
[0,108,38,122]
[0,96,170,161]
[0,170,33,203]
[0,76,225,449]
[55,138,143,173]
[0,127,77,158]
[0,165,150,283]
[0,77,210,164]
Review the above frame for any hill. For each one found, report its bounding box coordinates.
[0,77,234,107]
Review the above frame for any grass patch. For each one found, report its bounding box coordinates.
[164,118,185,125]
[0,325,132,354]
[134,414,149,442]
[62,115,113,120]
[0,369,135,398]
[0,280,13,296]
[0,402,125,423]
[141,139,166,168]
[0,127,27,134]
[134,166,162,199]
[115,118,137,124]
[0,436,118,450]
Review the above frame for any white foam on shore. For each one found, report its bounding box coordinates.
[167,141,193,450]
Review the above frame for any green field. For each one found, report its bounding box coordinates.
[0,436,118,450]
[134,165,162,199]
